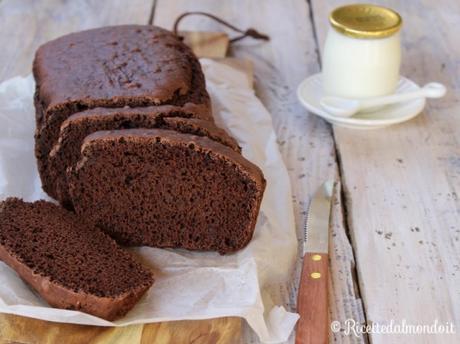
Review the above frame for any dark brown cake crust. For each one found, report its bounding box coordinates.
[33,25,212,196]
[68,129,266,254]
[46,106,240,207]
[33,25,210,123]
[0,198,154,320]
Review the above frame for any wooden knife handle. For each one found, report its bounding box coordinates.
[295,253,329,344]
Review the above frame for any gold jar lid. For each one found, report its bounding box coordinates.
[329,4,402,39]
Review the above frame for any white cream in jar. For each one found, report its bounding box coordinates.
[322,4,403,99]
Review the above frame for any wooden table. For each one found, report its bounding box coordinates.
[0,1,459,343]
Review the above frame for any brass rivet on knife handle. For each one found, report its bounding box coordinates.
[310,272,321,279]
[312,254,322,261]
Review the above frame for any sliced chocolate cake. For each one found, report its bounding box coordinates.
[0,198,154,320]
[46,106,240,207]
[33,25,212,197]
[68,129,265,254]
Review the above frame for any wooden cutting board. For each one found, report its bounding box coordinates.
[0,31,253,344]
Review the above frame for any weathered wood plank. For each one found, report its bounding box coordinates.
[311,1,460,343]
[154,1,364,343]
[0,0,154,82]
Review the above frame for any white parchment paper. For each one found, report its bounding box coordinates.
[0,59,299,343]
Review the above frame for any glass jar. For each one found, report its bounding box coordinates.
[322,4,402,98]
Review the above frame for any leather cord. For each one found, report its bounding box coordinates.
[173,11,270,43]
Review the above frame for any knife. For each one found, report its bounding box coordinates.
[295,181,334,344]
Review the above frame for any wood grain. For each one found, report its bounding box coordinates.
[154,1,365,343]
[327,181,366,344]
[180,31,230,58]
[0,0,154,82]
[0,313,240,344]
[311,1,460,343]
[296,253,329,344]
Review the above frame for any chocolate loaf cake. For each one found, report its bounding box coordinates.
[33,25,212,196]
[0,198,154,320]
[68,129,265,254]
[46,106,239,207]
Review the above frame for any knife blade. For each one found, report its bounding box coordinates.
[295,180,334,344]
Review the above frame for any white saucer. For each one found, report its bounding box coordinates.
[297,73,426,129]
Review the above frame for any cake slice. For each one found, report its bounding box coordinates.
[33,25,212,196]
[0,198,154,320]
[68,129,265,254]
[46,106,240,208]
